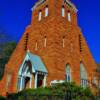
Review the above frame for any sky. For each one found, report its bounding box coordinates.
[0,0,100,63]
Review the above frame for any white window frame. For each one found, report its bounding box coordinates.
[81,79,88,88]
[66,64,71,82]
[68,11,71,22]
[39,10,42,21]
[45,6,48,17]
[62,6,65,17]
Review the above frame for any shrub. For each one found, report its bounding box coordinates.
[5,82,96,100]
[0,96,5,100]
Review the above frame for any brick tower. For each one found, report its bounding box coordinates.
[0,0,97,95]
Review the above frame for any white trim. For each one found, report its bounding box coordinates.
[31,0,46,11]
[68,12,71,22]
[81,79,88,88]
[38,11,42,21]
[18,54,29,75]
[62,7,65,17]
[50,80,65,86]
[18,53,35,76]
[20,77,23,91]
[30,76,32,88]
[45,7,48,17]
[43,75,47,87]
[31,0,78,13]
[34,73,38,88]
[66,64,71,82]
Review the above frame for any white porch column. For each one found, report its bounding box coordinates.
[43,75,47,87]
[34,73,38,89]
[20,77,23,91]
[30,76,32,88]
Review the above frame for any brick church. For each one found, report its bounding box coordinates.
[0,0,98,95]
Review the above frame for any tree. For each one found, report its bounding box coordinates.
[0,33,17,80]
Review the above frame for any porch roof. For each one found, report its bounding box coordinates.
[28,52,48,73]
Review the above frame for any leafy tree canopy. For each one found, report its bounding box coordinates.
[0,33,17,80]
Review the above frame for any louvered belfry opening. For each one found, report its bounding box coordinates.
[24,33,29,51]
[79,34,82,53]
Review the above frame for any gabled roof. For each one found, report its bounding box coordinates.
[19,51,48,75]
[27,52,48,73]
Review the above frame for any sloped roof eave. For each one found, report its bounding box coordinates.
[28,52,48,73]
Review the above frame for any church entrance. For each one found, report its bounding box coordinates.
[37,74,44,87]
[24,77,30,89]
[18,54,48,91]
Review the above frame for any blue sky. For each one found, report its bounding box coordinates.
[0,0,100,63]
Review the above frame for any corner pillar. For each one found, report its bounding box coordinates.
[43,75,47,87]
[20,77,23,91]
[30,75,32,88]
[34,73,38,88]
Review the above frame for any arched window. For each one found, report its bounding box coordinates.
[80,62,88,87]
[66,64,71,82]
[45,5,48,17]
[67,11,71,22]
[38,10,42,21]
[62,5,65,17]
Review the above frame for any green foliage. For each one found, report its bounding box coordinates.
[5,82,96,100]
[0,41,16,80]
[0,95,5,100]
